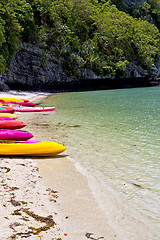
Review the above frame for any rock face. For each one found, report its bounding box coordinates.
[1,42,159,91]
[1,42,77,91]
[0,81,10,91]
[125,62,158,78]
[122,0,146,7]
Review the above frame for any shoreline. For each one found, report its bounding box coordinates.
[0,90,51,103]
[0,90,119,240]
[15,92,119,240]
[0,90,158,240]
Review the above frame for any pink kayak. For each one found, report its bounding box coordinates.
[0,117,16,121]
[0,129,33,140]
[0,100,35,107]
[13,106,56,112]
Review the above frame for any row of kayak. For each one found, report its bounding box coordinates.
[0,97,66,156]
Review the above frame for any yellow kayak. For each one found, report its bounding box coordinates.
[0,140,66,156]
[0,98,24,102]
[0,113,18,119]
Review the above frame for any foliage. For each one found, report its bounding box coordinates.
[148,0,160,27]
[0,0,25,71]
[0,0,160,78]
[0,14,6,73]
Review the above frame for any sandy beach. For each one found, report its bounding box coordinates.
[0,91,66,239]
[0,90,156,240]
[0,90,120,240]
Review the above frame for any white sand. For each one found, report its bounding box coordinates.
[0,90,50,103]
[0,91,65,239]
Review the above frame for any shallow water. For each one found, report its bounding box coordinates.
[41,87,160,238]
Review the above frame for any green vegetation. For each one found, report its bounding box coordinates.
[0,0,160,78]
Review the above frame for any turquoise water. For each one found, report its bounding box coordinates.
[42,87,160,237]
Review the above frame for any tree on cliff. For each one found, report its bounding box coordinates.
[0,0,160,78]
[0,0,36,73]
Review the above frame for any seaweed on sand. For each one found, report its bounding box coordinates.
[85,233,104,240]
[0,166,11,173]
[10,206,56,239]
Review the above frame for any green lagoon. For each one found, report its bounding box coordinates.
[41,86,160,238]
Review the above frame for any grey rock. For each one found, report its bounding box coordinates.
[78,68,106,80]
[125,62,157,78]
[2,42,72,91]
[122,0,146,7]
[0,81,10,91]
[1,41,158,91]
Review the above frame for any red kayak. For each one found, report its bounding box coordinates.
[21,99,29,102]
[0,120,26,129]
[0,100,35,107]
[0,106,15,113]
[15,101,35,107]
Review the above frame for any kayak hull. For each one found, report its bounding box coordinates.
[0,129,33,140]
[0,113,18,119]
[0,120,26,129]
[0,117,15,121]
[13,106,56,112]
[0,106,14,113]
[21,99,29,102]
[0,98,24,103]
[0,101,35,107]
[0,141,66,156]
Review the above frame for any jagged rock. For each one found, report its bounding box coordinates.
[122,0,146,7]
[0,81,10,91]
[1,41,158,91]
[125,62,158,78]
[2,42,76,91]
[78,68,106,80]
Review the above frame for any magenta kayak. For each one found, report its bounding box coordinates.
[13,106,56,112]
[0,117,16,121]
[0,100,35,107]
[0,129,33,140]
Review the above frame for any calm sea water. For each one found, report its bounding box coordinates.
[41,87,160,237]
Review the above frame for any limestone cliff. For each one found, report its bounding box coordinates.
[1,42,159,92]
[0,81,9,91]
[1,42,76,91]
